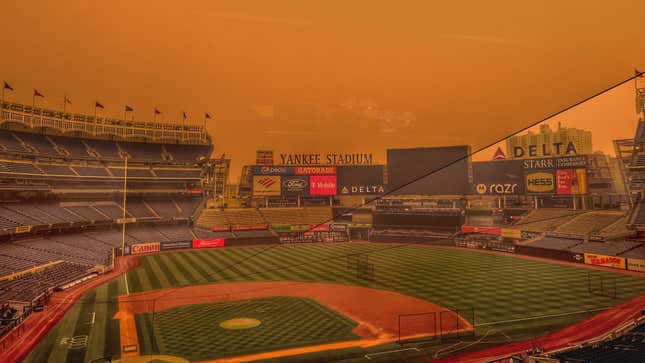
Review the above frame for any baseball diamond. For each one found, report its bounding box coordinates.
[21,243,645,363]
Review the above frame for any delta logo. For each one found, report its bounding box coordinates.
[492,147,506,160]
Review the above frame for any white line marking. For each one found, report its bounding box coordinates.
[89,312,95,325]
[364,347,420,359]
[124,272,130,295]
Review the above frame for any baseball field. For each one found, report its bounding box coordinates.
[22,243,645,363]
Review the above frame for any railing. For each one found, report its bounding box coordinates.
[1,101,209,145]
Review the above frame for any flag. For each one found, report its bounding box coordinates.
[205,112,212,119]
[154,108,161,114]
[64,96,72,105]
[3,82,13,91]
[182,111,187,119]
[125,105,133,112]
[95,101,104,109]
[34,89,44,98]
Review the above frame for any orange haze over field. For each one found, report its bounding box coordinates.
[1,1,644,178]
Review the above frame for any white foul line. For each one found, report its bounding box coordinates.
[124,272,130,295]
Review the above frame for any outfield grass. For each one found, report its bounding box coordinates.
[24,243,645,363]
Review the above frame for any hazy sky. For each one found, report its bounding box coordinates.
[1,1,644,178]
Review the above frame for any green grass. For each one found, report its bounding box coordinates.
[136,296,359,361]
[23,243,645,363]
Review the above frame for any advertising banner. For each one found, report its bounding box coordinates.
[329,223,348,232]
[521,155,588,170]
[131,242,161,255]
[556,169,588,195]
[627,258,645,273]
[289,224,310,231]
[160,240,192,251]
[525,170,555,194]
[251,165,294,175]
[192,238,226,249]
[310,175,337,195]
[583,253,626,269]
[336,165,385,195]
[309,224,330,231]
[501,228,522,239]
[460,226,501,235]
[14,226,32,234]
[253,175,281,196]
[471,160,524,195]
[295,166,337,175]
[281,175,310,196]
[233,224,269,230]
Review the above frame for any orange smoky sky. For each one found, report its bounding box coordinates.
[1,1,644,179]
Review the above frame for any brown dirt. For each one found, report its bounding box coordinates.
[118,281,472,341]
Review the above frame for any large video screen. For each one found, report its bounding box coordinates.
[387,146,471,195]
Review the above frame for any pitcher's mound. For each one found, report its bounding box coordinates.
[219,318,262,330]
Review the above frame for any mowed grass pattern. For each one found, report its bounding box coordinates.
[23,243,645,363]
[136,297,359,361]
[127,244,645,338]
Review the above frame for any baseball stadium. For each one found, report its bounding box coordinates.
[2,3,645,363]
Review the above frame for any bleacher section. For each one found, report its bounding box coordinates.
[0,129,210,163]
[553,322,645,363]
[0,262,91,304]
[509,209,583,232]
[555,211,626,235]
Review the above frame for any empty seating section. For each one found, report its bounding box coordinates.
[22,239,105,265]
[0,262,90,304]
[620,244,645,258]
[0,205,43,225]
[126,226,169,243]
[109,167,152,177]
[14,132,58,155]
[196,209,230,227]
[154,168,201,178]
[3,204,64,224]
[0,161,42,174]
[118,142,163,161]
[164,144,209,162]
[155,225,194,240]
[121,200,156,218]
[554,323,645,363]
[36,204,85,223]
[259,208,306,224]
[145,199,182,218]
[92,204,125,219]
[88,139,121,159]
[48,135,89,158]
[225,209,265,225]
[36,163,75,175]
[175,198,201,217]
[555,212,625,235]
[510,209,580,232]
[72,166,110,177]
[64,206,109,221]
[0,132,28,153]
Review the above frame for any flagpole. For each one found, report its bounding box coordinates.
[31,93,35,128]
[121,156,128,257]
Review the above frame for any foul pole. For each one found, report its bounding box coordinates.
[121,156,128,256]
